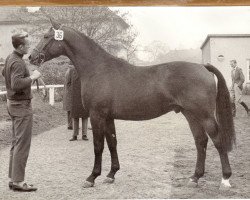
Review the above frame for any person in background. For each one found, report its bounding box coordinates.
[63,64,89,141]
[63,66,73,130]
[2,32,41,192]
[230,59,249,117]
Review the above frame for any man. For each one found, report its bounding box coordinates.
[63,65,73,130]
[2,32,41,192]
[63,66,89,141]
[230,59,249,117]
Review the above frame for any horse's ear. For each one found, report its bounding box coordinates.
[50,18,61,30]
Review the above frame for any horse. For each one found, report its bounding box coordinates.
[29,19,235,189]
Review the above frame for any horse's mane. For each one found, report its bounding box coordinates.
[67,26,132,67]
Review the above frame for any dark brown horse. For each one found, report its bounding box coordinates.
[29,19,235,189]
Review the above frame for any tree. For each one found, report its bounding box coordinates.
[10,7,139,84]
[143,40,170,63]
[13,7,137,57]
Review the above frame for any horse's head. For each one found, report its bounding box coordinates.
[29,19,66,66]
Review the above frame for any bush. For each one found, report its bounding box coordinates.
[27,57,69,85]
[40,87,64,103]
[39,58,69,85]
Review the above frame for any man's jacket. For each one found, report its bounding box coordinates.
[2,51,32,100]
[231,67,245,90]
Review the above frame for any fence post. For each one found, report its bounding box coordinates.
[49,87,55,106]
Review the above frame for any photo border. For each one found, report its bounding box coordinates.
[1,0,250,6]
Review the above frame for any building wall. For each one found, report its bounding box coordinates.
[201,40,211,64]
[0,24,25,59]
[203,37,250,87]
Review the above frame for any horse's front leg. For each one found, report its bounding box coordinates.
[103,118,120,183]
[83,112,105,188]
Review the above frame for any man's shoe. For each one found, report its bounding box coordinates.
[82,135,89,141]
[69,136,77,141]
[9,182,33,190]
[12,183,37,192]
[68,126,73,130]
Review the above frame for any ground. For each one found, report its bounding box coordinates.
[0,94,249,199]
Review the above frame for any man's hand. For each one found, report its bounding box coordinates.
[30,70,41,83]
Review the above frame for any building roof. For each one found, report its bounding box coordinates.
[200,34,250,49]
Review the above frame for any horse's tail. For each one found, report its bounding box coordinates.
[204,64,236,152]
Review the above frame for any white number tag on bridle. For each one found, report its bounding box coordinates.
[54,29,64,41]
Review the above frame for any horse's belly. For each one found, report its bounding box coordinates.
[113,98,174,120]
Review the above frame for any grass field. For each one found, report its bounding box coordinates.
[0,92,66,149]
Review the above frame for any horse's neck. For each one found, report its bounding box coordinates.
[64,30,126,77]
[66,49,114,79]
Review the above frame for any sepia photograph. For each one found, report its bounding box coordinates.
[0,4,249,199]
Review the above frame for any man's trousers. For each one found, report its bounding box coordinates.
[7,99,33,182]
[73,118,88,137]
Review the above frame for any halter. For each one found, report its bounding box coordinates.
[33,24,64,65]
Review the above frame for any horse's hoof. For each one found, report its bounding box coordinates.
[83,181,94,188]
[103,177,115,184]
[219,178,231,190]
[187,178,198,188]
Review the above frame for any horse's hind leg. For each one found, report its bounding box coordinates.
[182,111,208,187]
[84,111,105,188]
[202,117,232,189]
[103,118,120,183]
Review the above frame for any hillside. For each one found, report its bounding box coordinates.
[148,48,202,65]
[162,48,202,63]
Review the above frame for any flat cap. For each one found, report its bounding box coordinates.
[12,31,28,39]
[11,31,28,48]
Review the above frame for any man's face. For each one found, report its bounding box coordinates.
[19,38,30,55]
[230,61,236,69]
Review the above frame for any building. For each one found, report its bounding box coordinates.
[0,7,29,60]
[201,34,250,90]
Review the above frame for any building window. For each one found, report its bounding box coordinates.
[217,55,224,62]
[247,59,250,82]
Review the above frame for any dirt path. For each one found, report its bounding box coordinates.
[0,112,249,199]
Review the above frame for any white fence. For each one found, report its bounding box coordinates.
[0,85,64,106]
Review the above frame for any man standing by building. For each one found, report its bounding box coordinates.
[2,32,41,192]
[230,59,249,117]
